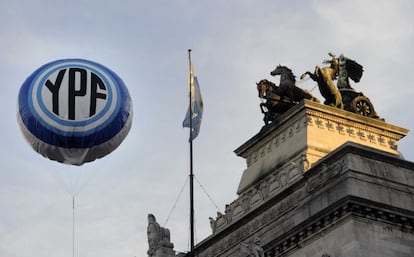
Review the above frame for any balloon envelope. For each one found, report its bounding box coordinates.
[17,59,133,165]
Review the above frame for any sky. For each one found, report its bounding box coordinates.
[1,0,414,256]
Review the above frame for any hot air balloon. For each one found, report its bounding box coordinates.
[17,59,133,165]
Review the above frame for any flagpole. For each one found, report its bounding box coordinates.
[187,49,195,257]
[72,196,75,257]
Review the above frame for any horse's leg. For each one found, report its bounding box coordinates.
[329,81,343,109]
[259,103,267,114]
[263,114,269,125]
[300,71,317,81]
[259,103,268,124]
[337,97,344,109]
[325,79,343,109]
[300,72,310,80]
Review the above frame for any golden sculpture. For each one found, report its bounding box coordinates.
[300,53,343,109]
[256,54,380,125]
[301,53,379,118]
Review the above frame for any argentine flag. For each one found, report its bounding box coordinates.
[183,68,203,141]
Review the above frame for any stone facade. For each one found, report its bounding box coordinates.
[235,100,408,195]
[195,143,414,257]
[193,102,413,257]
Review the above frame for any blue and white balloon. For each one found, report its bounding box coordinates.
[17,59,133,165]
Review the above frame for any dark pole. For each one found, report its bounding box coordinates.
[73,196,75,257]
[188,49,195,257]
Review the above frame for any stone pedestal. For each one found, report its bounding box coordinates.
[235,100,408,195]
[193,100,413,257]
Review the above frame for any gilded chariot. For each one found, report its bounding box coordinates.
[257,53,379,125]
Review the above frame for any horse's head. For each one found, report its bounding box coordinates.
[271,65,295,77]
[257,80,267,98]
[257,79,274,98]
[271,65,296,83]
[270,65,284,76]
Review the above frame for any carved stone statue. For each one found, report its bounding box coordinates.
[209,217,216,233]
[147,214,174,257]
[240,237,265,257]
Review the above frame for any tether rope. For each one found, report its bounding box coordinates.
[194,175,221,212]
[164,174,222,251]
[164,177,189,227]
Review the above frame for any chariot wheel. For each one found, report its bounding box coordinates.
[351,96,376,117]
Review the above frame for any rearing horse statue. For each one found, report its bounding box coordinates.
[300,53,343,109]
[256,65,319,125]
[270,65,320,103]
[257,79,295,124]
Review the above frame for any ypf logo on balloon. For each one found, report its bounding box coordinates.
[43,66,109,120]
[18,59,132,165]
[30,59,120,133]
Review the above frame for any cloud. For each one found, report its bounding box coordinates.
[312,0,414,55]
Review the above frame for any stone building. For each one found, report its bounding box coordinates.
[149,100,414,257]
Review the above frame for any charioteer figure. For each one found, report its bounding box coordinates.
[301,52,380,119]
